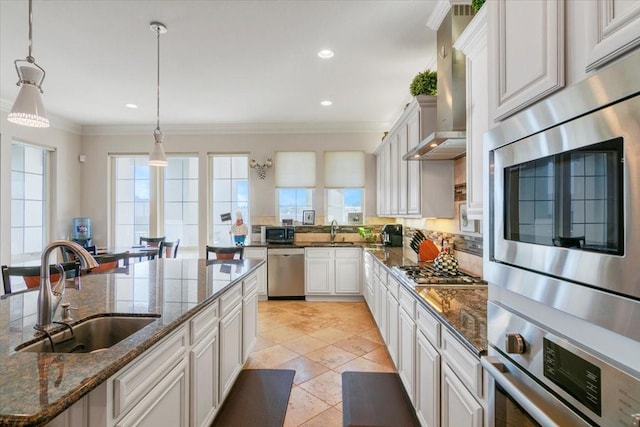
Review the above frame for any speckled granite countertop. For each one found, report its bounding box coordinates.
[0,258,264,426]
[364,247,488,357]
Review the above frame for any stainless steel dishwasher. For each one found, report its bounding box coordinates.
[267,247,305,299]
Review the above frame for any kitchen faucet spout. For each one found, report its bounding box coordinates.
[36,240,99,331]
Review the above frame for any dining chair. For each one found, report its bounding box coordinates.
[159,239,180,258]
[138,236,165,261]
[2,261,81,295]
[60,245,97,263]
[206,245,244,260]
[86,252,130,274]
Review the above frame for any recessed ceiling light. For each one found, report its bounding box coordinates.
[320,100,333,106]
[318,49,334,59]
[430,143,438,147]
[125,103,138,109]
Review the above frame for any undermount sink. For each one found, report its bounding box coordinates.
[310,242,355,246]
[16,314,160,354]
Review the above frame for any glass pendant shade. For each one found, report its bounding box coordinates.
[7,66,50,128]
[149,129,168,167]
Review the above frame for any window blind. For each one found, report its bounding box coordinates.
[324,151,365,187]
[275,151,316,187]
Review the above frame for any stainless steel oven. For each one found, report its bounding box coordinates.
[483,303,640,427]
[484,51,640,427]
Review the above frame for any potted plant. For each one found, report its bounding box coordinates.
[409,70,437,97]
[471,0,486,12]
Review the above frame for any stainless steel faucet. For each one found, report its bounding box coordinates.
[36,240,99,331]
[330,220,338,243]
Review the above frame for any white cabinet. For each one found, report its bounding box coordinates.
[376,95,453,218]
[189,301,220,427]
[398,287,416,404]
[243,248,267,298]
[416,330,440,427]
[218,284,244,401]
[305,247,361,296]
[586,0,640,71]
[454,6,488,221]
[489,0,565,121]
[116,359,189,427]
[242,272,258,360]
[441,363,483,427]
[363,252,375,310]
[386,282,399,368]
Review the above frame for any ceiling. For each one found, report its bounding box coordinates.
[0,1,438,133]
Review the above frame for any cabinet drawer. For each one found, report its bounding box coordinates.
[335,248,361,258]
[113,325,188,419]
[190,300,219,345]
[219,283,243,317]
[305,248,333,258]
[416,304,440,348]
[441,329,482,398]
[399,286,415,318]
[243,272,258,295]
[386,276,399,300]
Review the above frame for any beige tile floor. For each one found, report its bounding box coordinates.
[244,301,396,427]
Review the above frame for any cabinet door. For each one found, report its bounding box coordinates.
[243,291,258,360]
[190,328,219,427]
[406,108,422,215]
[389,135,399,215]
[398,127,409,215]
[382,142,392,215]
[335,257,361,294]
[376,152,384,216]
[116,359,189,427]
[242,253,267,296]
[398,308,416,404]
[490,0,564,120]
[416,330,440,427]
[386,293,399,368]
[441,363,483,427]
[305,257,333,294]
[219,305,243,401]
[586,0,640,71]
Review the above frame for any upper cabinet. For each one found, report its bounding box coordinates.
[586,0,640,71]
[376,96,454,219]
[454,6,488,221]
[489,0,565,121]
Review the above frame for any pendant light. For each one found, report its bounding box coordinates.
[7,0,50,128]
[149,22,168,167]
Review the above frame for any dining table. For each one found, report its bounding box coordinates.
[96,245,160,260]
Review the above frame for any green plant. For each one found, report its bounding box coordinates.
[471,0,486,12]
[409,70,437,97]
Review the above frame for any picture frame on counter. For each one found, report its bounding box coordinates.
[303,210,315,225]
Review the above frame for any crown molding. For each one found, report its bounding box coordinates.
[0,98,82,135]
[81,121,388,136]
[426,0,452,31]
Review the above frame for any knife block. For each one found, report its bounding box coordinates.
[418,240,439,262]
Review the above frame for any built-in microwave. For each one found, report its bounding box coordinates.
[265,226,295,243]
[488,91,640,301]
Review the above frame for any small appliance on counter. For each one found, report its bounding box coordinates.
[265,226,295,243]
[381,224,403,247]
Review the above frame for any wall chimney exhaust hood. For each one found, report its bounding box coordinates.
[404,4,474,161]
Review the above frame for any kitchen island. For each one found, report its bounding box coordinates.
[0,258,264,426]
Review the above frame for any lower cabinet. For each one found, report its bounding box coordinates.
[243,287,258,361]
[243,248,267,298]
[190,327,219,427]
[398,306,416,403]
[219,304,243,401]
[386,289,399,368]
[415,330,440,427]
[441,363,483,427]
[305,247,361,296]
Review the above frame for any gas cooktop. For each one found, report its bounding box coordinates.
[392,264,485,286]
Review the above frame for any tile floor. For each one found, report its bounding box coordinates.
[244,300,396,427]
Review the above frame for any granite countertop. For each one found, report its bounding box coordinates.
[364,247,488,357]
[0,258,264,426]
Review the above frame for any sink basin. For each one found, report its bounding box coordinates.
[310,242,355,246]
[16,314,160,354]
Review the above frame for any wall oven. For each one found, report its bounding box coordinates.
[484,51,640,427]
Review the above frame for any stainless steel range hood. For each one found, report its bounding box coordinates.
[404,5,474,161]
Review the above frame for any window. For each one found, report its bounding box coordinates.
[326,188,364,224]
[324,151,365,224]
[275,152,316,223]
[210,155,249,245]
[113,156,150,247]
[164,156,199,251]
[277,189,314,223]
[11,142,49,263]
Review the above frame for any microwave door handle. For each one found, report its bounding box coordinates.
[481,357,584,427]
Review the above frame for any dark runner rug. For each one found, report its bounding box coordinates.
[212,369,295,427]
[342,371,421,427]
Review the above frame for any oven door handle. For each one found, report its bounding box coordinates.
[481,356,590,427]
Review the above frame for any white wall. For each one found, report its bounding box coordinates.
[80,131,381,247]
[0,111,83,266]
